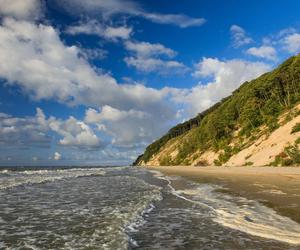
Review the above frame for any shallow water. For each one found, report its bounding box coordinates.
[0,166,299,249]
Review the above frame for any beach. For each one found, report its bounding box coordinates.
[145,166,300,224]
[1,166,300,249]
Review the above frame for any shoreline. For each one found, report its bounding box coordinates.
[142,165,300,178]
[142,165,300,224]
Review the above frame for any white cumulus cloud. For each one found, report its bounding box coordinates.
[0,108,50,148]
[282,33,300,54]
[54,152,62,160]
[66,19,132,40]
[124,40,176,58]
[124,40,187,74]
[172,58,271,115]
[0,108,102,149]
[246,46,277,61]
[0,0,42,20]
[49,116,101,148]
[230,25,253,48]
[84,105,167,147]
[0,18,172,112]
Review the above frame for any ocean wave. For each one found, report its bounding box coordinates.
[0,169,10,174]
[0,168,106,190]
[77,176,162,249]
[124,179,162,248]
[0,170,163,249]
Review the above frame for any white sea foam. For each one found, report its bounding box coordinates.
[262,189,287,195]
[0,171,162,250]
[125,181,162,231]
[104,166,131,171]
[152,171,300,245]
[0,169,10,174]
[0,168,106,190]
[114,181,162,248]
[126,203,157,233]
[0,241,6,249]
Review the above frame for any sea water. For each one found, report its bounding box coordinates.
[0,166,299,249]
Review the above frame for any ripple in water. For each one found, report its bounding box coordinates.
[1,167,300,249]
[0,167,162,249]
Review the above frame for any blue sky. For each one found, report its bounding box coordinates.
[1,0,300,166]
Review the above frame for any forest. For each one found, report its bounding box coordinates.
[134,53,300,166]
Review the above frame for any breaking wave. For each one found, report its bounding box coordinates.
[0,168,106,189]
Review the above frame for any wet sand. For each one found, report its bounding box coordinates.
[144,166,300,224]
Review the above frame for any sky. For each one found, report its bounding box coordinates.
[1,0,300,166]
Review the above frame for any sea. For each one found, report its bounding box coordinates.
[0,166,300,250]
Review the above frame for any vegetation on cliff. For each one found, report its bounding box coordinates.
[134,54,300,166]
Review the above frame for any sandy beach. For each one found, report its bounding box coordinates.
[144,166,300,223]
[145,165,300,178]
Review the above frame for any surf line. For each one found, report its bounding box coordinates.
[151,170,217,213]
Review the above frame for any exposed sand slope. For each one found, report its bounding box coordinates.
[143,108,300,167]
[191,150,218,165]
[227,114,300,166]
[141,137,180,166]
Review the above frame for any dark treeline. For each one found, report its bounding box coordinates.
[133,98,228,165]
